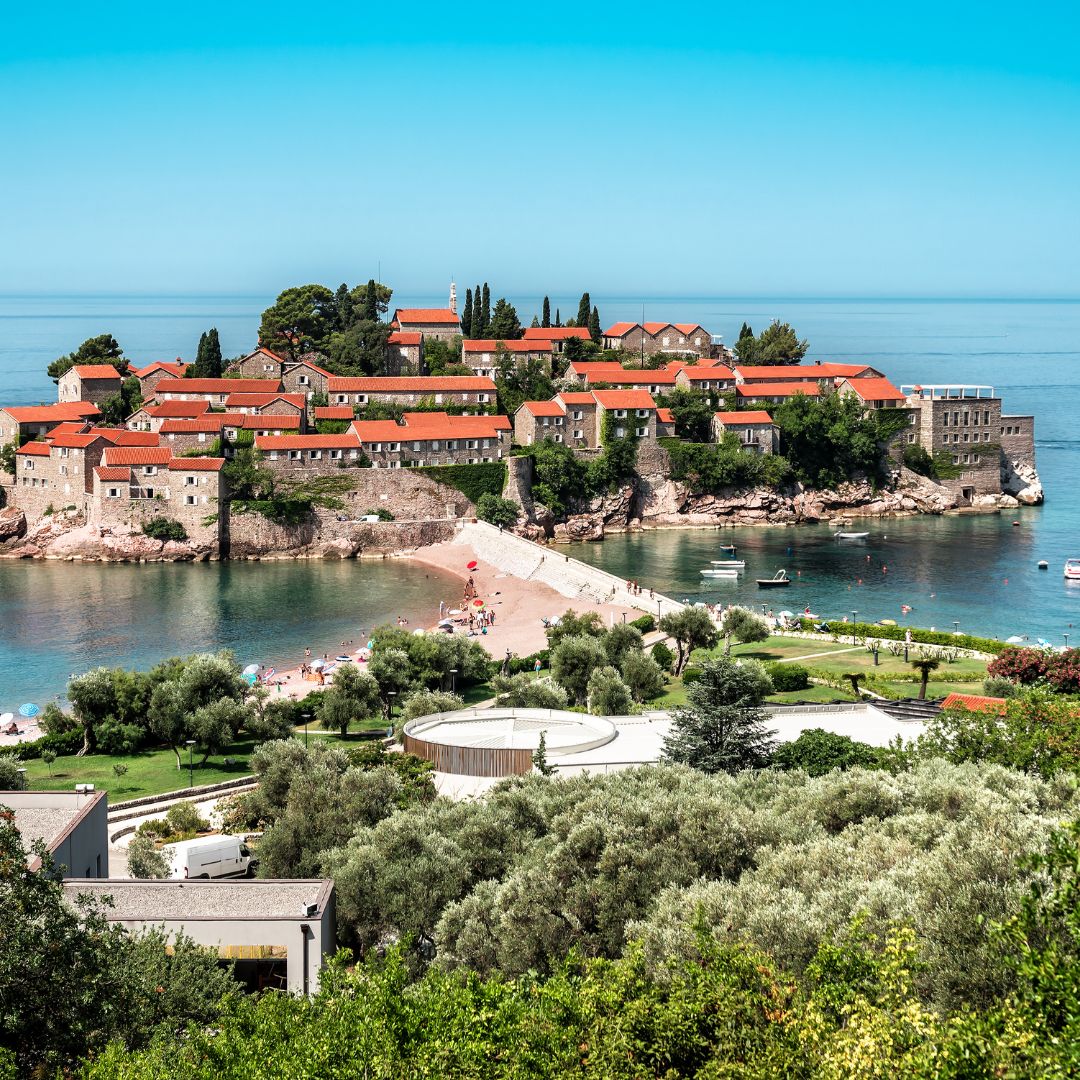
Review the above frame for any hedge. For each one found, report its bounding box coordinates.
[629,614,656,633]
[415,463,507,506]
[13,729,84,760]
[796,619,1005,655]
[766,662,811,692]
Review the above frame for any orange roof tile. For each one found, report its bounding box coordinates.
[523,327,591,341]
[94,466,131,481]
[603,322,639,337]
[327,376,495,393]
[350,419,408,443]
[400,412,511,435]
[592,390,657,410]
[715,410,774,424]
[3,402,101,423]
[239,414,301,430]
[255,433,361,450]
[388,331,423,346]
[160,416,235,433]
[735,363,871,380]
[71,364,123,380]
[45,421,90,438]
[16,441,51,456]
[143,400,211,417]
[103,446,173,466]
[941,693,1008,714]
[736,382,821,398]
[45,432,107,449]
[314,406,354,421]
[679,364,734,381]
[672,323,709,335]
[841,377,906,402]
[90,429,161,446]
[462,339,551,353]
[155,378,283,395]
[392,308,461,326]
[521,401,566,417]
[132,360,187,379]
[224,392,306,409]
[642,322,674,335]
[288,356,332,377]
[657,408,675,424]
[167,457,225,472]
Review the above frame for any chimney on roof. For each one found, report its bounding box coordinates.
[449,281,457,315]
[814,360,821,365]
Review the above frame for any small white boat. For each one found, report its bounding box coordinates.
[710,560,746,568]
[836,531,870,540]
[757,569,791,588]
[1065,559,1080,580]
[718,544,737,553]
[701,567,740,577]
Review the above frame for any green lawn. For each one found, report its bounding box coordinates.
[20,737,260,801]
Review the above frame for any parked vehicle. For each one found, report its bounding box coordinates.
[166,835,256,880]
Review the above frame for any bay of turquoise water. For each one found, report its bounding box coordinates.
[0,294,1077,706]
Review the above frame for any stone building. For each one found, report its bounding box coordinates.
[592,389,658,441]
[673,364,736,394]
[521,326,586,353]
[12,431,111,517]
[229,347,290,379]
[131,360,188,399]
[327,376,496,411]
[711,410,778,454]
[731,362,882,385]
[222,392,307,421]
[565,362,678,394]
[254,432,367,477]
[514,400,569,447]
[836,377,907,410]
[126,399,211,432]
[390,307,462,342]
[601,322,715,358]
[460,340,553,378]
[151,378,284,406]
[350,412,511,468]
[388,331,423,372]
[57,365,123,405]
[10,789,109,879]
[735,382,822,407]
[0,402,101,444]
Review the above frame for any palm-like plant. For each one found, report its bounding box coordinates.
[911,657,941,700]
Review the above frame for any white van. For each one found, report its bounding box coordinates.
[165,835,256,880]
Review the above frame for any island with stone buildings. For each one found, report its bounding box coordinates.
[0,282,1042,562]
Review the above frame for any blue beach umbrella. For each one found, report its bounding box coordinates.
[18,703,39,718]
[243,672,258,686]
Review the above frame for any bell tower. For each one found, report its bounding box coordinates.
[448,281,457,315]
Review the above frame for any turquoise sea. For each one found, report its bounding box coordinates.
[0,294,1077,708]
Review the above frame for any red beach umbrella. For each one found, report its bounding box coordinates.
[467,560,478,571]
[472,598,485,609]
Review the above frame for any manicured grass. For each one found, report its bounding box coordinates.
[20,736,260,801]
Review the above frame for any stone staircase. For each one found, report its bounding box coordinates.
[873,698,944,724]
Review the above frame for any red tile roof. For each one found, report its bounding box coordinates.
[735,363,871,381]
[103,446,173,466]
[45,432,107,449]
[239,414,301,430]
[327,376,495,393]
[155,378,283,395]
[350,419,409,443]
[16,441,51,456]
[167,457,225,472]
[715,410,774,425]
[521,401,566,417]
[642,322,674,335]
[523,327,591,341]
[941,693,1008,714]
[160,416,235,433]
[132,360,187,379]
[92,429,162,446]
[736,382,821,398]
[657,408,675,424]
[840,377,906,403]
[462,339,550,353]
[71,364,123,380]
[255,433,362,450]
[351,413,511,443]
[224,392,306,409]
[571,363,676,386]
[401,412,511,434]
[314,406,354,421]
[94,465,131,481]
[672,323,709,335]
[391,308,461,326]
[678,364,734,381]
[142,400,211,417]
[288,356,332,377]
[3,402,101,423]
[592,390,657,410]
[45,421,90,438]
[388,331,423,346]
[603,322,639,337]
[244,346,288,364]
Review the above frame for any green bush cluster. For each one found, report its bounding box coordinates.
[797,618,1005,654]
[141,517,188,542]
[415,462,507,505]
[765,661,810,692]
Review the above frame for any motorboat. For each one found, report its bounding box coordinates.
[756,569,791,588]
[718,544,737,553]
[1038,561,1049,570]
[701,567,740,577]
[835,531,870,540]
[1065,559,1080,581]
[710,560,746,568]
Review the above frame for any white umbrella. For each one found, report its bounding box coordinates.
[1005,636,1025,644]
[309,658,326,670]
[778,611,795,620]
[242,664,260,676]
[412,628,425,636]
[0,713,12,726]
[448,609,463,616]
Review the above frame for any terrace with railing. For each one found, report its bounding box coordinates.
[901,384,997,400]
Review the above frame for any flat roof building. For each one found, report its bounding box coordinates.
[6,788,109,878]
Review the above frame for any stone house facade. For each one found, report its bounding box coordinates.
[601,322,715,358]
[565,362,678,394]
[388,331,423,373]
[0,402,101,444]
[735,382,822,407]
[327,376,496,411]
[592,389,658,441]
[57,365,122,405]
[711,411,778,454]
[255,432,367,479]
[131,361,187,399]
[460,340,553,379]
[521,327,586,353]
[836,377,907,410]
[350,413,511,468]
[673,365,736,394]
[390,308,462,342]
[228,347,290,380]
[12,432,111,517]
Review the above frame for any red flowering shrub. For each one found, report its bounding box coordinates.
[988,647,1050,686]
[1047,649,1080,695]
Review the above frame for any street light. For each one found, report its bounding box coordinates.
[851,611,858,645]
[953,621,960,636]
[449,669,458,694]
[301,712,312,748]
[387,691,397,723]
[185,739,196,788]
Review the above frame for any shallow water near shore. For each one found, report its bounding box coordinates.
[0,558,458,712]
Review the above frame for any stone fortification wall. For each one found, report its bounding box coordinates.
[90,493,223,550]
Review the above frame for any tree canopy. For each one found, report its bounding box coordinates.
[47,333,127,382]
[733,320,808,365]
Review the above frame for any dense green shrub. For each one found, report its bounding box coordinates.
[141,517,188,542]
[651,640,674,673]
[797,619,1005,654]
[770,727,883,774]
[12,728,84,760]
[629,614,655,633]
[476,493,520,527]
[415,462,507,505]
[766,662,810,692]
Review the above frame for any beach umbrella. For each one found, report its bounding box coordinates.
[472,598,485,609]
[413,628,426,635]
[242,663,260,676]
[467,560,478,571]
[18,703,39,718]
[777,611,794,620]
[1006,636,1025,644]
[448,609,463,616]
[310,658,326,670]
[438,619,453,627]
[0,714,12,726]
[243,672,257,686]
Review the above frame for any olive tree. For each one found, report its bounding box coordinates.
[550,635,608,705]
[587,666,635,715]
[659,608,719,674]
[718,605,770,655]
[318,664,382,736]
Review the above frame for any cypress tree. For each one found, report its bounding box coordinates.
[555,308,562,328]
[530,315,540,328]
[335,283,352,330]
[542,296,551,328]
[471,283,483,338]
[462,288,474,339]
[481,283,491,336]
[192,332,209,378]
[577,291,591,327]
[362,278,378,322]
[589,306,601,344]
[205,328,223,377]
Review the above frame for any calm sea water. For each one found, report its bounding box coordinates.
[0,294,1077,706]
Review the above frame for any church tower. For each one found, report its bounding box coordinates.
[448,281,457,315]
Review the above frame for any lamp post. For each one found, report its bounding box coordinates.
[851,611,858,645]
[1066,633,1070,649]
[185,739,196,788]
[301,712,311,748]
[656,599,662,626]
[953,620,960,636]
[449,669,458,695]
[387,691,397,723]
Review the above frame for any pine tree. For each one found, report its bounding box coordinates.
[205,328,222,377]
[489,298,522,340]
[589,305,601,343]
[555,308,562,327]
[577,291,591,327]
[462,288,474,340]
[471,283,483,338]
[481,283,491,336]
[542,296,551,328]
[530,315,540,328]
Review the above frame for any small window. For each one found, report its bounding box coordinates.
[107,487,119,498]
[185,475,196,485]
[308,450,321,459]
[299,375,310,386]
[289,450,301,460]
[185,494,197,505]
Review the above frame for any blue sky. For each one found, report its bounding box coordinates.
[2,1,1079,297]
